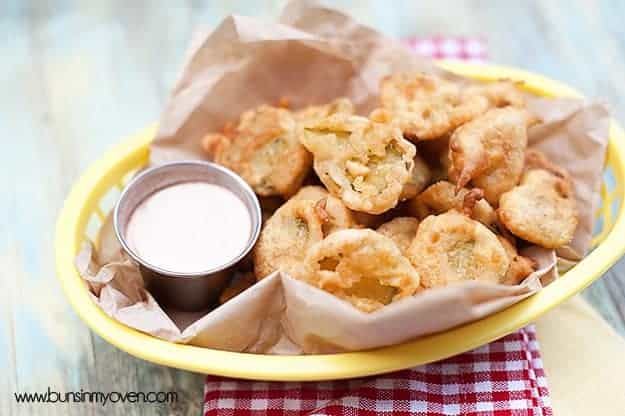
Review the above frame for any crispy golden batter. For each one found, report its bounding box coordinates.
[376,73,490,141]
[448,107,537,204]
[400,153,432,200]
[292,185,390,229]
[201,132,231,161]
[405,181,497,227]
[291,185,355,235]
[291,185,329,201]
[301,114,416,214]
[497,236,536,286]
[202,105,311,198]
[498,169,579,248]
[524,148,572,182]
[463,80,526,109]
[407,211,509,288]
[302,229,420,312]
[294,98,354,124]
[376,217,420,257]
[253,199,325,280]
[292,190,400,239]
[219,272,256,304]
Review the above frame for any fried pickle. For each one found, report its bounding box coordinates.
[294,97,354,124]
[376,217,419,257]
[302,229,420,312]
[253,199,325,280]
[407,210,509,288]
[202,105,311,198]
[498,169,579,248]
[463,80,526,109]
[301,114,416,214]
[404,181,497,227]
[376,72,490,141]
[497,236,536,286]
[448,107,537,204]
[524,148,572,181]
[399,153,432,200]
[291,185,355,235]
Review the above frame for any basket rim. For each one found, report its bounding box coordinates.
[55,61,625,381]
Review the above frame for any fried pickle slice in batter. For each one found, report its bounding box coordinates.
[524,148,573,182]
[399,153,432,201]
[302,229,420,313]
[376,217,420,257]
[294,97,354,124]
[253,199,325,280]
[405,181,497,227]
[407,210,509,288]
[463,80,526,109]
[202,105,311,198]
[291,185,329,201]
[291,185,355,235]
[376,72,490,141]
[498,169,579,248]
[292,185,390,230]
[497,236,536,286]
[301,115,416,214]
[448,107,537,205]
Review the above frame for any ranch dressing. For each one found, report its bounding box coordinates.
[125,182,252,274]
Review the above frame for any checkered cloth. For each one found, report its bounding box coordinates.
[203,38,552,416]
[403,36,487,62]
[204,326,550,415]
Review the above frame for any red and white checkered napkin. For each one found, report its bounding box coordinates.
[203,38,551,415]
[203,326,551,415]
[403,36,488,62]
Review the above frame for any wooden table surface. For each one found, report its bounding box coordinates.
[2,1,624,414]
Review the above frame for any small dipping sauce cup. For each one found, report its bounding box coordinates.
[114,161,261,312]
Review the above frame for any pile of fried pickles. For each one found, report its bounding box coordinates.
[203,73,578,313]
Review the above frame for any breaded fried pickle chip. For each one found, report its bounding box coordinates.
[498,169,579,248]
[293,185,388,230]
[302,229,420,313]
[497,236,536,286]
[408,211,509,288]
[202,105,311,198]
[524,148,573,181]
[301,115,416,214]
[405,181,497,227]
[463,80,526,109]
[291,185,355,235]
[291,185,329,201]
[295,97,354,124]
[376,217,419,257]
[449,107,537,204]
[377,72,490,140]
[400,153,432,201]
[253,199,325,280]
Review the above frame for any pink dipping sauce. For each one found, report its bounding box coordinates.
[125,182,252,274]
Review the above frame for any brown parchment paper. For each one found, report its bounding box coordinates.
[75,0,610,354]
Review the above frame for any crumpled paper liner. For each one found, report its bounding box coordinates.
[75,0,610,354]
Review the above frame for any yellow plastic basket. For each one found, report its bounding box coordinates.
[56,62,625,381]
